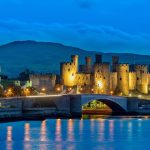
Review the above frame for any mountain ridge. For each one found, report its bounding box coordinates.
[0,40,150,77]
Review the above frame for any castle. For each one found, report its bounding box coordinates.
[60,54,150,96]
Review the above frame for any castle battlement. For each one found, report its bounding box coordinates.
[129,72,136,74]
[135,64,148,69]
[135,64,147,67]
[117,64,129,67]
[60,54,150,95]
[30,74,56,79]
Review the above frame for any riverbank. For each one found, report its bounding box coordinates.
[0,107,82,123]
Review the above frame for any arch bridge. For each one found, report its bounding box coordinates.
[80,94,127,112]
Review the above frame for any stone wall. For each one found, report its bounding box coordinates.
[116,64,129,96]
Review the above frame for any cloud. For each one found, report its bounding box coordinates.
[0,19,150,54]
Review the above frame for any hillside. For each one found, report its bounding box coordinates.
[0,40,150,77]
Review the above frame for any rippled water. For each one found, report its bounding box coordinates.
[0,117,150,150]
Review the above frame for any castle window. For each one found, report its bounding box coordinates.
[68,69,70,72]
[126,70,128,72]
[120,77,122,80]
[104,77,106,79]
[84,83,86,86]
[137,77,139,80]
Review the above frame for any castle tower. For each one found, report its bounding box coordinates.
[129,72,136,91]
[116,64,129,96]
[94,63,110,94]
[71,55,78,72]
[135,65,148,94]
[95,54,102,64]
[60,62,77,87]
[60,55,78,87]
[85,56,91,73]
[112,56,119,72]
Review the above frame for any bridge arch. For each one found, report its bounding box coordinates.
[82,98,126,113]
[81,95,128,113]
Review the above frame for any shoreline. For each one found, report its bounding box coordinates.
[1,113,150,123]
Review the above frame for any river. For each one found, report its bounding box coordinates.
[0,116,150,150]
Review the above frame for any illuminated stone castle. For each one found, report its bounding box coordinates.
[60,55,150,96]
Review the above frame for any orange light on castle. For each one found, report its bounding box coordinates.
[97,81,103,89]
[57,87,61,92]
[110,91,114,95]
[68,87,72,91]
[41,88,46,92]
[5,88,13,97]
[24,88,30,96]
[8,89,12,92]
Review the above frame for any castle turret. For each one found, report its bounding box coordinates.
[95,54,102,64]
[135,65,148,94]
[60,55,78,87]
[116,64,129,96]
[85,56,91,73]
[94,63,110,94]
[129,72,136,91]
[71,55,78,72]
[112,56,119,72]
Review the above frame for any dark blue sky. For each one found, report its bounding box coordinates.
[0,0,150,54]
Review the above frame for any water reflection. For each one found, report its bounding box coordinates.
[90,119,95,134]
[109,120,114,141]
[24,123,30,142]
[55,119,62,141]
[79,119,83,134]
[67,119,74,141]
[2,117,150,150]
[6,126,12,150]
[39,121,48,150]
[127,121,133,139]
[40,120,47,142]
[98,120,105,141]
[24,123,31,150]
[7,126,12,142]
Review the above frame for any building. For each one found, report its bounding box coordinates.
[60,54,150,96]
[29,74,56,94]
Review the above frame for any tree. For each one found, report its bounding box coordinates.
[18,69,34,81]
[0,74,8,80]
[0,85,3,97]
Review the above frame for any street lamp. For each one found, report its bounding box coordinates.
[41,88,46,92]
[24,88,30,96]
[57,87,61,92]
[8,89,12,92]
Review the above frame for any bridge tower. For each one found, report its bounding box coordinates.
[135,65,148,94]
[116,64,129,96]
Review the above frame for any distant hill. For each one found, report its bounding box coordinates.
[0,40,150,77]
